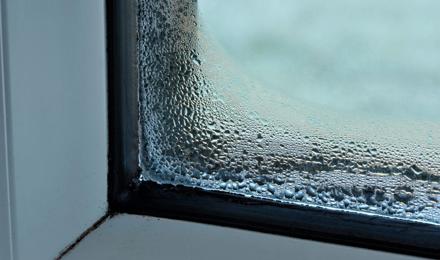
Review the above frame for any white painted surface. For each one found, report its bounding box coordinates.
[0,0,13,256]
[65,215,421,260]
[1,0,108,259]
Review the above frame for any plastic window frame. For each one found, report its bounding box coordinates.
[106,1,440,258]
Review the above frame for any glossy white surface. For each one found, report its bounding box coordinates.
[1,0,107,259]
[65,214,421,260]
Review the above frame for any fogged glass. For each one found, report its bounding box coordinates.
[138,0,440,224]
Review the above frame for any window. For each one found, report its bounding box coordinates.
[107,0,440,258]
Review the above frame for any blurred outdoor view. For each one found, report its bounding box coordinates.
[199,0,440,121]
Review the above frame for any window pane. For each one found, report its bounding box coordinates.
[138,0,440,224]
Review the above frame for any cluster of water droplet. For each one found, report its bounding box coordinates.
[138,0,440,224]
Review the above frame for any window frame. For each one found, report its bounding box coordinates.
[106,1,440,258]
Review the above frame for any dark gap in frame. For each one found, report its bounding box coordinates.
[106,0,440,258]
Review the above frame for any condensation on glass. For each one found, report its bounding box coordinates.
[138,0,440,224]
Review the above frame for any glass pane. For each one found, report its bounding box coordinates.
[138,0,440,224]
